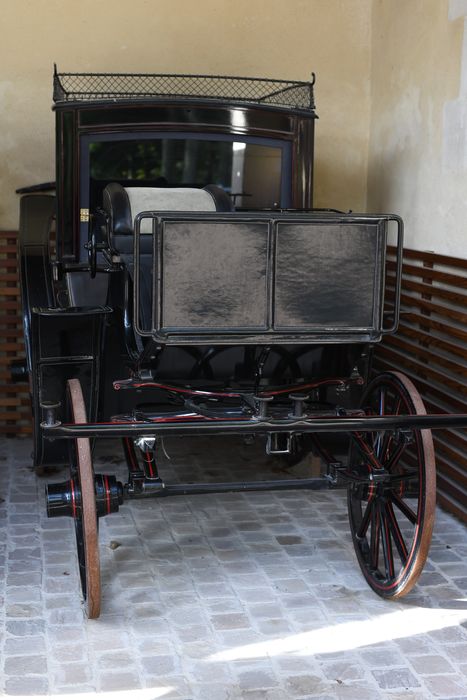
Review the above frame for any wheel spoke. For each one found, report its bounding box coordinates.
[380,502,395,579]
[391,492,418,525]
[370,503,380,571]
[385,439,408,473]
[386,501,408,565]
[378,430,392,461]
[379,387,386,415]
[374,388,386,456]
[351,432,384,471]
[357,498,373,538]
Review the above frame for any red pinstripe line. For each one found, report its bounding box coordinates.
[145,451,155,477]
[103,475,111,515]
[70,478,77,519]
[383,512,394,578]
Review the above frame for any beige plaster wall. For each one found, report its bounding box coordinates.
[0,0,372,229]
[368,0,464,256]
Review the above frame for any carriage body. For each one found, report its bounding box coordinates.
[18,70,440,618]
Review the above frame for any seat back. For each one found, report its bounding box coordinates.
[103,182,232,248]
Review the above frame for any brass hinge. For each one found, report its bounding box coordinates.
[80,208,90,223]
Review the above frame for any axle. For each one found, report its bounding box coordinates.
[43,411,467,439]
[45,472,332,520]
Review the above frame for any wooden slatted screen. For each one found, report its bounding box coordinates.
[374,246,467,524]
[0,231,31,435]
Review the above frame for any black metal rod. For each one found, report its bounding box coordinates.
[43,412,467,440]
[126,477,329,498]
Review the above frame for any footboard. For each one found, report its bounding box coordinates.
[134,212,403,344]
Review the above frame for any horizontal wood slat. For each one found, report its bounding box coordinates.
[377,344,467,398]
[388,273,467,307]
[375,246,467,524]
[434,448,467,491]
[0,260,22,269]
[399,247,467,269]
[384,334,467,377]
[376,355,467,414]
[387,259,467,290]
[0,231,31,436]
[398,292,467,325]
[0,273,21,283]
[0,315,22,325]
[396,321,466,360]
[402,312,467,344]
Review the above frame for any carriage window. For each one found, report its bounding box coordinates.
[87,137,286,210]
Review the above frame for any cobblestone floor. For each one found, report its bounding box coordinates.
[0,435,466,699]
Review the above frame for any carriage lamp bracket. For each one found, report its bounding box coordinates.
[40,400,61,428]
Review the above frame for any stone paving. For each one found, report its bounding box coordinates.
[0,435,466,698]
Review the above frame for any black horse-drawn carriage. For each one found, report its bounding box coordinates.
[17,68,459,618]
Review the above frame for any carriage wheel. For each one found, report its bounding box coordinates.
[347,371,436,598]
[67,378,101,618]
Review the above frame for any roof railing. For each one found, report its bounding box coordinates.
[53,66,316,112]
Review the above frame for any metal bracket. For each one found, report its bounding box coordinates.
[396,428,414,445]
[266,433,292,455]
[325,462,343,486]
[135,437,156,451]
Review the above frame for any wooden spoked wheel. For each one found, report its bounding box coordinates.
[347,371,436,598]
[67,378,101,618]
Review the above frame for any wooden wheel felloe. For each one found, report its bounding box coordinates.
[67,378,101,618]
[347,371,436,599]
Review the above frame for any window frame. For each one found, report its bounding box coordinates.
[79,131,292,253]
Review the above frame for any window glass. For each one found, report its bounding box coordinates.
[88,138,284,210]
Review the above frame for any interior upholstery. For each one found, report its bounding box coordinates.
[102,182,232,239]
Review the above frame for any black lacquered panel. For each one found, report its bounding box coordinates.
[159,221,270,332]
[135,212,395,344]
[274,222,384,331]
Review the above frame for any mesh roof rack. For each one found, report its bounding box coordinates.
[53,67,316,112]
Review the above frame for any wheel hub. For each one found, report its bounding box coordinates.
[46,474,124,518]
